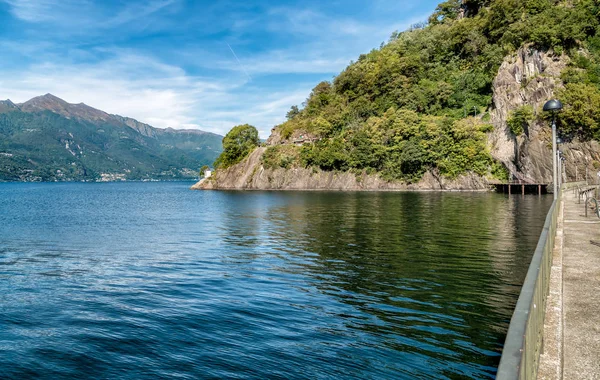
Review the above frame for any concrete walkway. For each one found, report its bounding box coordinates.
[538,190,600,379]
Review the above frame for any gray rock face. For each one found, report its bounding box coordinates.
[489,46,568,182]
[192,147,489,191]
[0,99,18,113]
[489,46,600,184]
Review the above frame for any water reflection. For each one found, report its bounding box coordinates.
[227,191,551,377]
[0,183,551,379]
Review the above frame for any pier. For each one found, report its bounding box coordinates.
[489,181,549,195]
[497,183,600,379]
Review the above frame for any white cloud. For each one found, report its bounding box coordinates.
[1,0,178,32]
[0,50,311,138]
[266,6,405,39]
[1,0,96,24]
[218,53,351,75]
[107,0,178,27]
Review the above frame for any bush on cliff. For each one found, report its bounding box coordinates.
[214,124,259,169]
[507,105,534,136]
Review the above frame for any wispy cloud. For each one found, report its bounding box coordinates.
[1,0,178,31]
[1,0,96,23]
[267,7,375,37]
[107,0,178,27]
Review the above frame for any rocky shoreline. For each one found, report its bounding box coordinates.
[191,147,492,191]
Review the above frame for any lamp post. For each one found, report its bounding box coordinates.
[557,151,564,187]
[543,99,564,199]
[557,151,561,188]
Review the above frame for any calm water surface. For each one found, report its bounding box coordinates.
[0,182,552,379]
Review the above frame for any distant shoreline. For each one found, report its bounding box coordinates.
[0,178,200,184]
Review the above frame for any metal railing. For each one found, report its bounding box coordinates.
[496,182,585,379]
[496,198,558,379]
[585,197,600,218]
[578,185,599,204]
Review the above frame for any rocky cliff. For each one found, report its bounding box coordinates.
[489,47,600,184]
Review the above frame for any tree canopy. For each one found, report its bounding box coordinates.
[214,124,260,169]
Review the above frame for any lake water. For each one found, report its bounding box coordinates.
[0,182,552,379]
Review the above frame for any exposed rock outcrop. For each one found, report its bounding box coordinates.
[489,46,600,184]
[489,47,568,182]
[192,147,489,191]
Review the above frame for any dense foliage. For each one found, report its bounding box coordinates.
[558,46,600,140]
[256,0,600,181]
[214,124,260,169]
[507,105,535,136]
[262,145,301,170]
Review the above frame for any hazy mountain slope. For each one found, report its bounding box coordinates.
[0,94,222,181]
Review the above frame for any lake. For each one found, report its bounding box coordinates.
[0,182,552,379]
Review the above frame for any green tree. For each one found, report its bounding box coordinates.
[286,105,300,120]
[214,124,259,169]
[557,83,600,140]
[429,0,462,25]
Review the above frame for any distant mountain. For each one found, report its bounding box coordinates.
[0,99,18,113]
[0,94,223,182]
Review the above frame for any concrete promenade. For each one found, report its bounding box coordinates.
[538,189,600,379]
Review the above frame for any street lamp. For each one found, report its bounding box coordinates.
[543,99,564,199]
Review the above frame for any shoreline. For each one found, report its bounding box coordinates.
[190,178,506,193]
[0,179,200,184]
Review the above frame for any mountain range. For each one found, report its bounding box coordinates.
[0,94,222,181]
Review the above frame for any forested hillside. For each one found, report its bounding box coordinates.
[0,95,222,181]
[214,0,600,185]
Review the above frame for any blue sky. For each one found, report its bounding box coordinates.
[0,0,440,137]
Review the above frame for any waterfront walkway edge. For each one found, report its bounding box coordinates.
[496,182,585,379]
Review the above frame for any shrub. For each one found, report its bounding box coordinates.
[507,105,534,135]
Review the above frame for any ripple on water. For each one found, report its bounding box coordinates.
[0,183,552,379]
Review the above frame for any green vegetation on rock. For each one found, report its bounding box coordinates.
[507,105,535,136]
[262,145,301,170]
[214,124,260,169]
